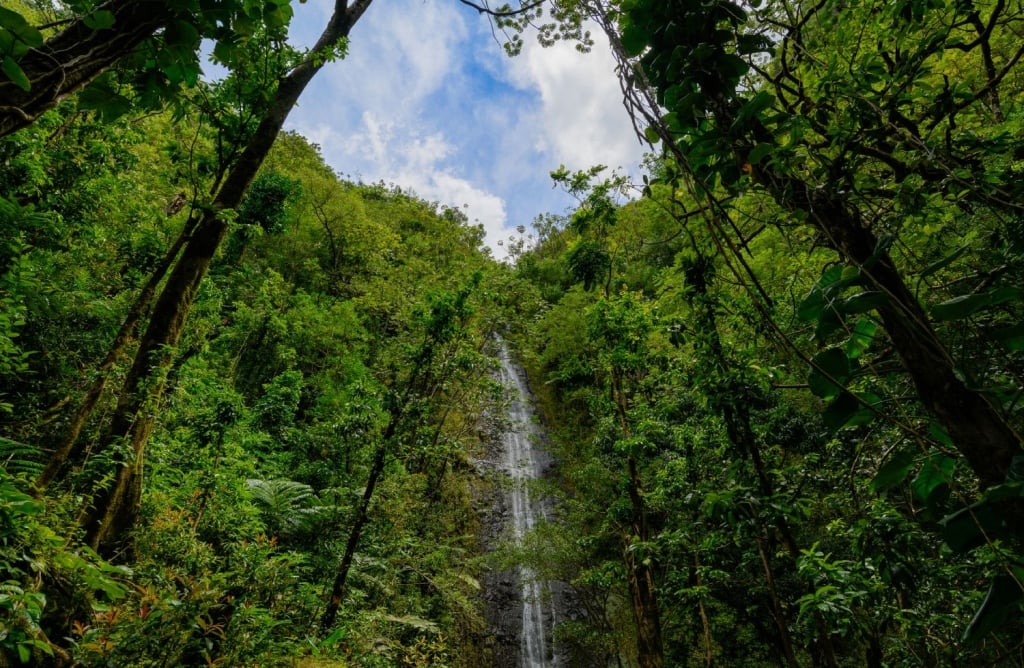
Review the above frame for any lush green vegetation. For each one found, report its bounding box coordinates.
[1,0,1023,665]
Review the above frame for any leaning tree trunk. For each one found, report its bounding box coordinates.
[0,0,173,138]
[79,0,376,557]
[798,188,1022,488]
[597,8,1022,491]
[36,211,198,491]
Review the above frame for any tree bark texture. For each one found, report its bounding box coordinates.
[722,96,1022,488]
[319,444,388,634]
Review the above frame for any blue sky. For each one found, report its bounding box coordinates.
[282,0,647,259]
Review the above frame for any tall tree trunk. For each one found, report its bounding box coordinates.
[36,212,197,491]
[599,14,1022,489]
[624,455,664,668]
[78,0,376,557]
[693,553,714,668]
[729,101,1022,488]
[754,534,801,668]
[0,0,173,138]
[611,369,665,668]
[799,189,1022,487]
[320,442,389,634]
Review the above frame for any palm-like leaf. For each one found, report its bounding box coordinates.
[246,478,327,539]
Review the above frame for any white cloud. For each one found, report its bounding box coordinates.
[507,29,644,174]
[283,1,645,260]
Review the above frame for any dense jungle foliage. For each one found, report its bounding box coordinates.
[1,0,1023,666]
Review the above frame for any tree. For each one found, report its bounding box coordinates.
[0,0,300,138]
[74,0,369,556]
[320,275,483,633]
[604,0,1024,490]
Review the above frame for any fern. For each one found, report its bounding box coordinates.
[0,436,44,479]
[245,478,330,539]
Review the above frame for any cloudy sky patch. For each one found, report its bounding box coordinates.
[284,0,645,259]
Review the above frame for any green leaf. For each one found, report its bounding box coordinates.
[747,143,774,165]
[931,286,1023,321]
[619,20,648,56]
[809,348,851,400]
[1,56,30,91]
[911,451,956,506]
[838,291,887,314]
[78,81,133,121]
[871,450,916,493]
[736,33,772,55]
[1007,455,1024,483]
[928,420,954,448]
[0,7,43,47]
[822,391,863,431]
[963,573,1024,644]
[844,318,876,360]
[993,322,1024,352]
[83,10,116,30]
[940,502,1003,553]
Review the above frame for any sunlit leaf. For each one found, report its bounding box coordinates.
[1,55,30,91]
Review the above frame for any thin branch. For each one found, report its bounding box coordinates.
[456,0,545,18]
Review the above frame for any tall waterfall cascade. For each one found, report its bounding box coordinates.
[491,342,559,668]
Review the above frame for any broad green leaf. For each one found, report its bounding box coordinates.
[839,291,887,314]
[808,348,851,400]
[0,7,43,47]
[736,33,772,54]
[736,91,775,124]
[963,573,1024,644]
[931,286,1023,321]
[798,265,843,322]
[844,318,877,359]
[940,501,1003,553]
[1,55,29,91]
[747,143,774,165]
[619,20,648,56]
[928,421,954,448]
[871,450,916,493]
[83,10,116,30]
[1008,455,1024,482]
[718,53,749,84]
[78,80,132,120]
[993,323,1024,352]
[822,391,866,432]
[911,451,955,506]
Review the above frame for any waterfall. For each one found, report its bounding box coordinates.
[495,342,556,668]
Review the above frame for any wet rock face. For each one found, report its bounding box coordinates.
[479,476,523,668]
[476,343,560,668]
[472,382,518,666]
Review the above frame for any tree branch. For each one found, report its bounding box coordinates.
[456,0,544,18]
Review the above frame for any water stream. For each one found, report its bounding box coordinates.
[495,343,557,668]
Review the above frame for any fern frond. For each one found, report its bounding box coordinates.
[0,436,45,479]
[246,478,328,539]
